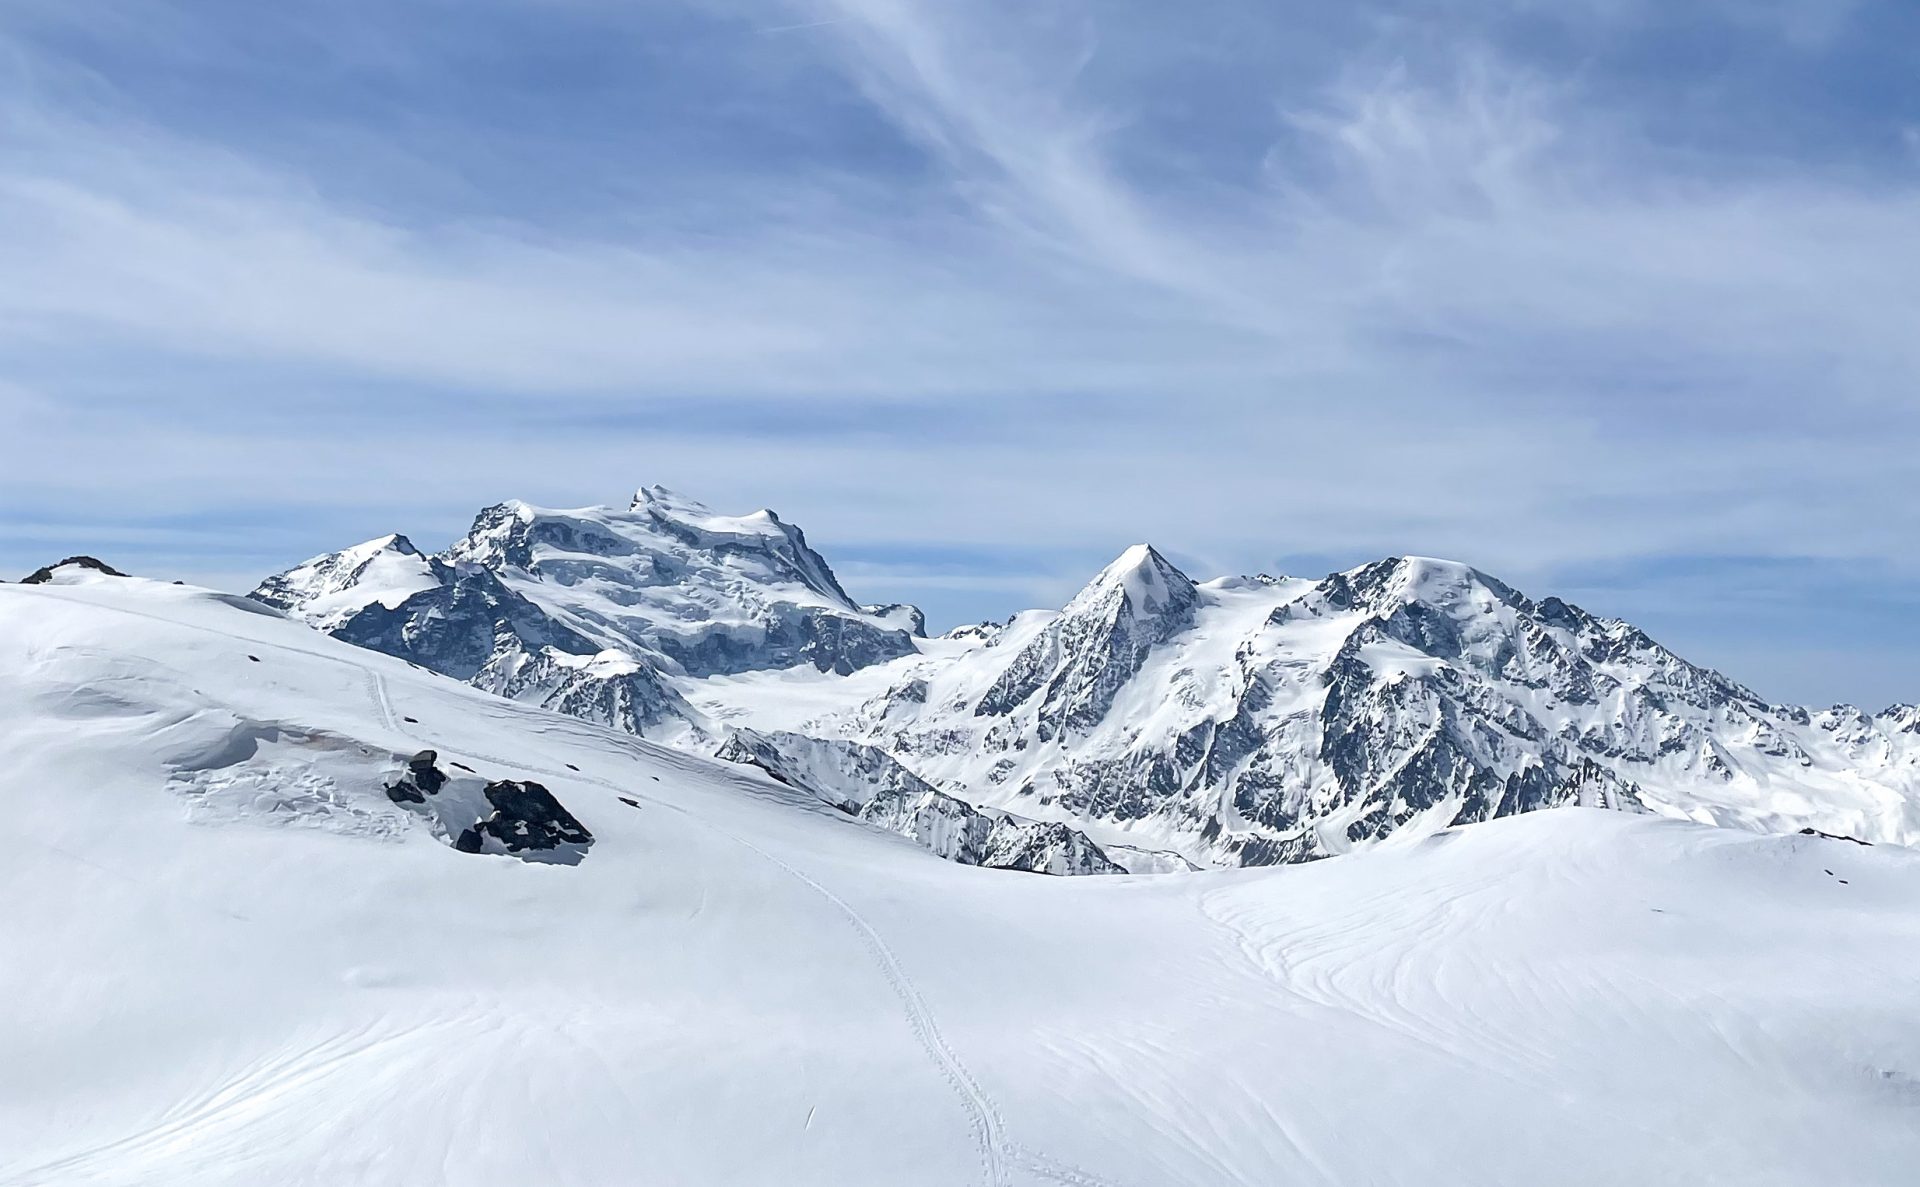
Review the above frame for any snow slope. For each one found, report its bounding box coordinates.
[4,570,1919,1185]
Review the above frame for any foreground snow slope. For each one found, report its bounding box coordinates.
[4,573,1918,1186]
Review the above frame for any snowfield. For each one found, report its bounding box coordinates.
[4,570,1918,1186]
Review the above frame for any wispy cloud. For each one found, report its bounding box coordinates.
[1,0,1916,705]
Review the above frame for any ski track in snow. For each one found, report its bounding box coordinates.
[375,680,1123,1187]
[8,1017,459,1183]
[17,588,405,738]
[13,582,1920,1186]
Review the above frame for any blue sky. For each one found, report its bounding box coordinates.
[2,0,1916,708]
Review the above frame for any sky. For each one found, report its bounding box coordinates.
[1,0,1916,709]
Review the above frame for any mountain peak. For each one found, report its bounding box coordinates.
[20,555,130,584]
[1070,544,1196,617]
[1314,555,1519,618]
[630,484,713,516]
[262,488,922,683]
[365,532,420,557]
[977,544,1201,729]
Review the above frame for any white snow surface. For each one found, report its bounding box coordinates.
[4,571,1920,1185]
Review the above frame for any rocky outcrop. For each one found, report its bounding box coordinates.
[856,787,1125,876]
[456,780,593,856]
[21,556,128,584]
[713,728,938,811]
[385,751,593,863]
[713,728,1122,875]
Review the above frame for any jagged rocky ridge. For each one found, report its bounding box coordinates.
[256,489,1920,870]
[801,551,1917,866]
[714,729,1123,875]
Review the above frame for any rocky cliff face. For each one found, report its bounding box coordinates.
[712,728,1123,875]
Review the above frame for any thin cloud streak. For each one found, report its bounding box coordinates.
[0,0,1914,704]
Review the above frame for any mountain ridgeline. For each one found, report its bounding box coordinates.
[253,488,1920,869]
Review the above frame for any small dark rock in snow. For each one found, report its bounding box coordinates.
[385,750,448,803]
[469,780,594,852]
[1800,827,1870,846]
[407,751,447,794]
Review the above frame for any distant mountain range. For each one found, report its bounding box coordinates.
[253,486,1920,869]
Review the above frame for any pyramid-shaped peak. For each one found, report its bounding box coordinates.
[1070,544,1198,616]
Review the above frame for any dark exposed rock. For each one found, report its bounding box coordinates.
[468,779,594,853]
[862,603,928,637]
[856,786,1124,875]
[1799,827,1870,845]
[331,568,595,683]
[384,754,591,859]
[384,750,448,804]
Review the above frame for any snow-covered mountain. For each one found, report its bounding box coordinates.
[255,488,1920,869]
[249,490,1129,873]
[5,565,1919,1185]
[252,488,922,743]
[765,550,1920,866]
